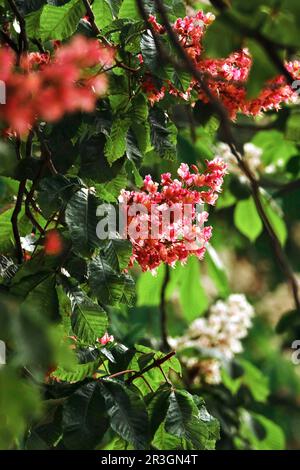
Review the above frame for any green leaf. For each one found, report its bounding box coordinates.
[37,175,81,219]
[0,206,32,253]
[118,0,140,19]
[205,244,230,299]
[165,389,219,450]
[103,238,132,272]
[223,358,269,403]
[146,384,172,438]
[152,422,182,450]
[21,274,59,321]
[93,0,114,30]
[65,188,101,257]
[140,31,166,79]
[251,130,297,167]
[234,197,263,242]
[246,40,278,98]
[149,108,177,161]
[68,286,108,344]
[179,257,209,321]
[79,133,126,184]
[238,359,270,403]
[137,264,166,307]
[237,410,285,450]
[62,382,109,449]
[88,255,135,306]
[105,118,131,165]
[52,357,101,382]
[261,194,287,246]
[0,368,42,450]
[25,0,85,41]
[99,378,150,449]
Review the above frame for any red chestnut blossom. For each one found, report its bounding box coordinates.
[119,159,227,272]
[44,230,63,256]
[141,12,300,118]
[20,52,51,69]
[173,11,215,62]
[0,36,114,134]
[97,332,114,346]
[148,14,166,34]
[141,75,166,105]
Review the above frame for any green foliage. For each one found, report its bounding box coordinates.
[62,382,109,450]
[1,0,299,452]
[234,197,263,242]
[25,0,85,40]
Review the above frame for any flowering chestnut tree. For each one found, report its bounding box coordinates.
[0,0,300,451]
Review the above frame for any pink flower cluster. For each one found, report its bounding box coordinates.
[119,159,227,272]
[141,12,300,118]
[0,36,114,134]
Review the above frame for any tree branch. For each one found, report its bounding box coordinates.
[82,0,101,36]
[0,29,19,53]
[7,0,28,54]
[126,351,176,384]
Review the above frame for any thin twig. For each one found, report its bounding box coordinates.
[107,369,135,379]
[126,351,176,384]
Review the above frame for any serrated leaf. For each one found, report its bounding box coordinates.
[93,0,114,30]
[99,378,150,449]
[103,238,132,272]
[146,384,171,438]
[62,382,109,449]
[165,390,219,450]
[105,118,131,165]
[88,255,135,306]
[25,0,85,40]
[52,358,101,383]
[65,188,101,257]
[149,108,177,161]
[37,175,81,218]
[69,287,108,344]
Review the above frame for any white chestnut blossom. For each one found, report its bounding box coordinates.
[170,294,254,384]
[216,142,263,181]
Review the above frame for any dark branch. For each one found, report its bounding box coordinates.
[0,29,19,53]
[7,0,28,54]
[82,0,100,35]
[126,351,176,384]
